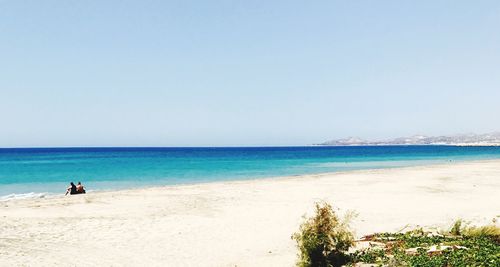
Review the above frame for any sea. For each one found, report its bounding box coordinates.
[1,146,500,200]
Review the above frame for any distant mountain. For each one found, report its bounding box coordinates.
[318,132,500,146]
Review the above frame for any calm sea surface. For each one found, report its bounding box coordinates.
[1,146,500,199]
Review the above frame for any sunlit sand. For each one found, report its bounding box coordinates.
[1,160,499,266]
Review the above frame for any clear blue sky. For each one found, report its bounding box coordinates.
[1,1,499,147]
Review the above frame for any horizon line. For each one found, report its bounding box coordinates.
[0,144,471,150]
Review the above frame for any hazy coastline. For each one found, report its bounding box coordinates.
[319,132,500,146]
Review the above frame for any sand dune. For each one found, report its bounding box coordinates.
[1,160,499,266]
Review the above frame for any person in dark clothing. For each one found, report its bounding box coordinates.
[65,182,77,195]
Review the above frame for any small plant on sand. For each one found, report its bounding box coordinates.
[450,219,463,236]
[292,202,355,267]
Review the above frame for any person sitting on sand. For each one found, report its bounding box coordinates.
[65,182,77,195]
[76,181,86,194]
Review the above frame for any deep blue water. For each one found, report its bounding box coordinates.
[1,146,500,199]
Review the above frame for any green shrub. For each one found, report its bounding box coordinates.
[352,225,500,266]
[291,202,354,267]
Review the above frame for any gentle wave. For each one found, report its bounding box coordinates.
[0,192,49,201]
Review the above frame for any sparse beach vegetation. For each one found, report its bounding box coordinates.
[292,202,355,267]
[293,203,500,267]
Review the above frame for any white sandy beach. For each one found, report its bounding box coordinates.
[1,160,499,266]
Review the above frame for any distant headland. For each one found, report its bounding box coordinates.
[318,132,500,146]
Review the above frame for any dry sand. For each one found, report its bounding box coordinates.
[1,160,499,266]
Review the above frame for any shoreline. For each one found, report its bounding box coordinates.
[2,157,499,203]
[1,159,500,266]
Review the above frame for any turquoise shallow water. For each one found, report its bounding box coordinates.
[1,146,500,199]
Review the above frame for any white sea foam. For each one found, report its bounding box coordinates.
[0,192,49,201]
